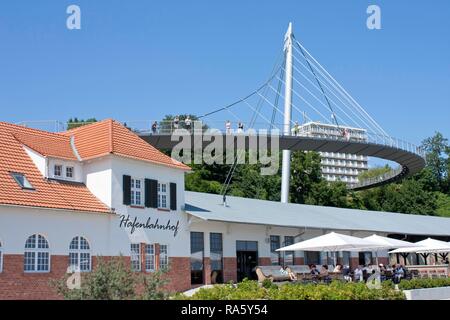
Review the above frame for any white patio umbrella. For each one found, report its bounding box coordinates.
[276,232,384,266]
[356,234,417,266]
[389,238,450,254]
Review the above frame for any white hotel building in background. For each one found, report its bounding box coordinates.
[297,122,369,187]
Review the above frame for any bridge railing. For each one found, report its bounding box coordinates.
[348,166,405,190]
[14,119,425,158]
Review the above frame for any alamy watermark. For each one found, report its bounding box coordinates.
[367,5,381,30]
[66,5,81,30]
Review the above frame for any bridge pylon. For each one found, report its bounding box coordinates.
[280,22,294,203]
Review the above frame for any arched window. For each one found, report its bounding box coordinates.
[24,234,50,272]
[0,239,3,272]
[69,236,91,272]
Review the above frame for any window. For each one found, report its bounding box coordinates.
[131,178,142,206]
[66,166,74,178]
[69,236,91,272]
[359,252,373,266]
[145,244,155,272]
[305,251,321,265]
[24,234,50,272]
[0,240,2,272]
[270,235,281,265]
[11,172,34,189]
[157,182,168,209]
[130,243,141,271]
[54,165,62,177]
[159,245,168,270]
[210,233,223,284]
[190,232,204,285]
[283,236,295,265]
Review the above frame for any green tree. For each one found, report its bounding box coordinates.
[358,165,391,181]
[289,151,323,203]
[67,117,97,130]
[380,180,438,215]
[421,132,449,193]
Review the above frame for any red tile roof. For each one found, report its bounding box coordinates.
[62,119,190,170]
[0,122,110,213]
[0,119,189,213]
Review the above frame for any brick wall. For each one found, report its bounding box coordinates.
[162,257,191,292]
[0,254,67,300]
[258,257,271,266]
[223,257,237,283]
[0,254,191,299]
[350,257,359,269]
[293,257,305,265]
[203,257,211,285]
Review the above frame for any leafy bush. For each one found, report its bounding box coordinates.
[178,280,405,300]
[51,256,170,300]
[187,279,267,300]
[139,269,170,300]
[397,278,450,290]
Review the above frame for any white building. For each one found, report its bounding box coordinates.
[0,119,449,299]
[296,122,369,187]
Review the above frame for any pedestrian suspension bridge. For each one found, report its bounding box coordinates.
[17,23,426,203]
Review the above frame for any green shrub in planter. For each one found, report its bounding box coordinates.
[398,278,450,290]
[183,280,405,300]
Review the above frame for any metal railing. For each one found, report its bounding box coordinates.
[14,119,425,190]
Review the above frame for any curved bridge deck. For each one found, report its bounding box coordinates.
[138,132,425,191]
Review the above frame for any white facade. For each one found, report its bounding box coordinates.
[296,122,369,187]
[0,151,191,258]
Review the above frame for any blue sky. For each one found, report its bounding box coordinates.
[0,0,449,145]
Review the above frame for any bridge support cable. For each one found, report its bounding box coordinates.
[293,36,341,131]
[274,75,338,126]
[293,39,391,139]
[291,50,384,137]
[220,38,289,203]
[290,59,377,133]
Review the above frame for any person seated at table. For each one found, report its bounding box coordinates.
[354,265,364,282]
[393,264,405,284]
[342,265,352,282]
[286,267,298,281]
[309,264,320,275]
[333,264,343,273]
[279,265,289,276]
[320,265,331,282]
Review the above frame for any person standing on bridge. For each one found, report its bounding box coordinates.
[292,121,300,136]
[225,120,231,134]
[173,116,180,131]
[237,121,244,133]
[185,116,192,132]
[151,121,158,135]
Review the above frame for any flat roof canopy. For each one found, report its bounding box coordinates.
[184,191,450,237]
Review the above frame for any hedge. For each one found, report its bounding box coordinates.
[397,278,450,290]
[176,279,405,300]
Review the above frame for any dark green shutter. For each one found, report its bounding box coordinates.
[170,182,177,210]
[123,175,131,205]
[145,179,158,208]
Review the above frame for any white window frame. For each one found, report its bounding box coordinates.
[69,236,91,272]
[54,164,63,177]
[159,244,169,270]
[66,166,74,179]
[24,234,50,273]
[157,182,169,209]
[130,243,141,272]
[131,178,143,206]
[145,244,155,272]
